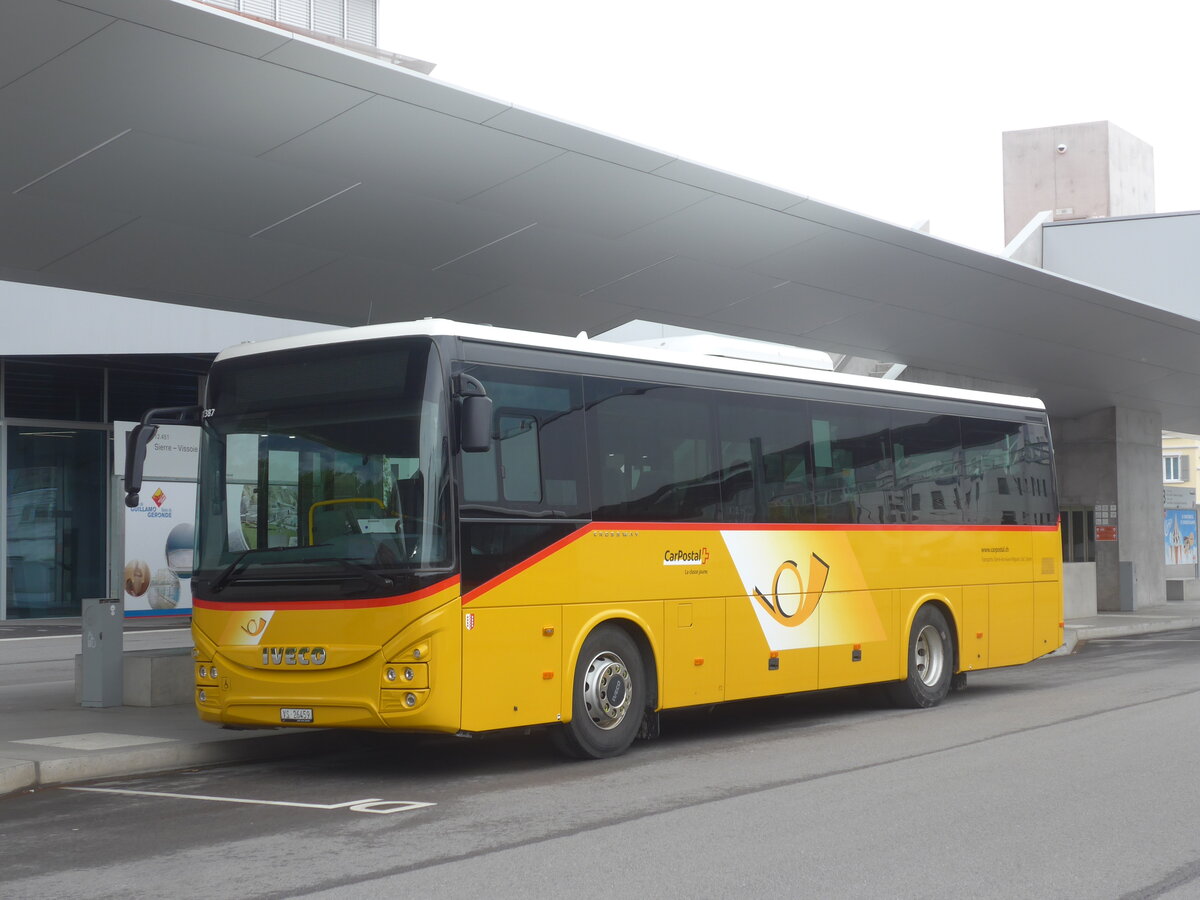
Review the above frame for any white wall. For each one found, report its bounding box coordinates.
[0,280,331,355]
[1042,212,1200,318]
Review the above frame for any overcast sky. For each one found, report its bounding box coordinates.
[378,1,1200,254]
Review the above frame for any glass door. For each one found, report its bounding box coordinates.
[6,428,106,618]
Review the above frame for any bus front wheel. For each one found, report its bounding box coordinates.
[554,624,645,759]
[887,604,953,709]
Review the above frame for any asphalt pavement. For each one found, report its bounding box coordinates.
[3,600,1200,799]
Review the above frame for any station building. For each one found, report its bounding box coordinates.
[3,1,1200,619]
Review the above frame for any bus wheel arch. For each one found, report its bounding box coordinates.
[554,619,657,759]
[888,601,956,709]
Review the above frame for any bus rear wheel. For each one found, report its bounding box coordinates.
[554,624,645,759]
[887,604,954,709]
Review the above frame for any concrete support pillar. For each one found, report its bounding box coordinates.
[1053,407,1164,611]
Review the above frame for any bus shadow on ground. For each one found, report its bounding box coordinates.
[268,674,1045,788]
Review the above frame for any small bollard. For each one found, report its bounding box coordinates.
[81,597,123,707]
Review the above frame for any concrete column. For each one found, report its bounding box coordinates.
[1053,407,1164,611]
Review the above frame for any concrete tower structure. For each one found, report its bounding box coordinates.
[1002,121,1155,245]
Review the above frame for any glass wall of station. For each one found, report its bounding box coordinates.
[2,358,203,619]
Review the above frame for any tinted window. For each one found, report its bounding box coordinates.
[716,392,814,523]
[459,366,588,517]
[108,369,200,422]
[1022,422,1057,526]
[460,521,579,593]
[5,361,103,421]
[891,411,963,525]
[961,418,1023,526]
[587,379,717,522]
[811,402,894,524]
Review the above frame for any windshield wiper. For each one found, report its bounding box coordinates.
[306,557,394,590]
[208,549,396,594]
[208,546,294,594]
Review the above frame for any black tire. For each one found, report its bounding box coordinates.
[553,624,645,759]
[887,604,954,709]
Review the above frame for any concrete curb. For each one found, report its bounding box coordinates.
[1070,614,1200,644]
[2,730,350,797]
[0,758,38,797]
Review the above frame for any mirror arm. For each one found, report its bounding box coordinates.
[124,405,201,508]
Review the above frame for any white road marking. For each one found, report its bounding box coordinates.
[66,786,435,815]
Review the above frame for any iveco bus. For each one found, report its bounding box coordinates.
[125,320,1063,758]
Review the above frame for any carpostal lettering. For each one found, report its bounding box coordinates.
[663,548,710,566]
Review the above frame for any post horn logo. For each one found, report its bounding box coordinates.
[241,616,268,636]
[753,554,830,627]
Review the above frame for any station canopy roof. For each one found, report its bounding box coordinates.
[4,1,1200,430]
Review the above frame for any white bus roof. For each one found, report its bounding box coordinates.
[215,319,1046,413]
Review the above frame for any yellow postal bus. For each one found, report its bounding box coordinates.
[125,320,1063,758]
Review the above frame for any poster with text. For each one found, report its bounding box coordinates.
[124,480,196,617]
[1164,509,1198,566]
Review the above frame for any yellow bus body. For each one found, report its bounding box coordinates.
[191,521,1062,734]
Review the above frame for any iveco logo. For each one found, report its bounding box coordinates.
[261,647,327,666]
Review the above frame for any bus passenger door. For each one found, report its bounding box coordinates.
[461,605,562,732]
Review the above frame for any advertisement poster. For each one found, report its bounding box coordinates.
[1164,509,1198,566]
[123,480,196,617]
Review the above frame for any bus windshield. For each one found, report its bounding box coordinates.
[194,338,450,600]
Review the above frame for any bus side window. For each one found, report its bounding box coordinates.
[890,412,963,526]
[811,402,893,525]
[586,379,716,523]
[961,418,1023,526]
[714,392,814,524]
[497,413,541,502]
[456,366,588,517]
[1023,422,1056,526]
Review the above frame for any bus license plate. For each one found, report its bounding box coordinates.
[280,707,313,723]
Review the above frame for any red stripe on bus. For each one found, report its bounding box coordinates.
[601,521,1060,533]
[459,519,1057,603]
[461,525,594,605]
[193,575,461,611]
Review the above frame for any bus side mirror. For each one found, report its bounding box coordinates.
[460,395,493,453]
[124,423,158,508]
[123,405,201,508]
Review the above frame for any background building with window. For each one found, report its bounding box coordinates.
[1162,433,1197,488]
